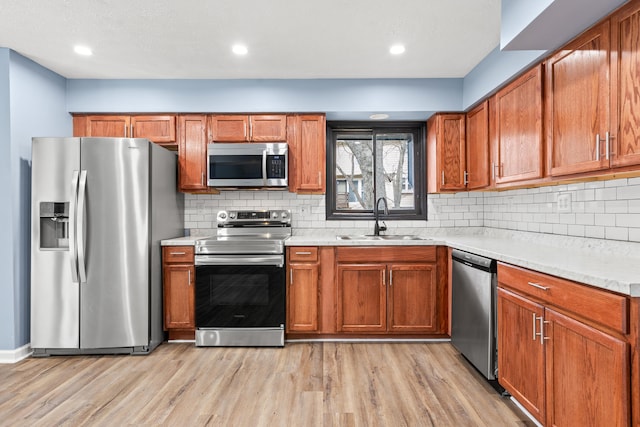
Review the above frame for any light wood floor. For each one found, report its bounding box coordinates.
[0,342,533,426]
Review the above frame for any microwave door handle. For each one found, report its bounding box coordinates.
[69,170,80,283]
[262,149,268,186]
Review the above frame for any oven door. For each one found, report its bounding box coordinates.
[195,255,285,329]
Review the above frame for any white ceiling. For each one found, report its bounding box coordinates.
[0,0,501,79]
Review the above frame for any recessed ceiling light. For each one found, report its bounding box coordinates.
[74,45,93,56]
[390,44,406,55]
[369,113,390,120]
[232,44,248,55]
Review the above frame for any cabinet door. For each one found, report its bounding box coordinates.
[287,262,319,332]
[85,115,130,138]
[291,114,326,193]
[387,263,437,333]
[465,101,490,190]
[178,115,208,191]
[497,288,546,424]
[611,1,640,168]
[546,22,610,176]
[427,114,466,192]
[210,115,249,141]
[545,308,629,427]
[337,264,387,332]
[131,115,176,145]
[494,66,544,184]
[250,115,287,141]
[163,264,195,329]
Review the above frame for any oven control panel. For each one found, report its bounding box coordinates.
[217,210,291,226]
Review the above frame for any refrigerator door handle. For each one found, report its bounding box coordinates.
[77,170,88,284]
[69,170,80,283]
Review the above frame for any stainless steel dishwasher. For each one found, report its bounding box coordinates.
[451,249,497,380]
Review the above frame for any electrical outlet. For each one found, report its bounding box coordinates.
[557,193,571,213]
[299,204,310,215]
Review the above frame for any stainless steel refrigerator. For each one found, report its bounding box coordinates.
[30,137,184,356]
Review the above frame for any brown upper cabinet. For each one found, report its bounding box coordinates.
[73,114,177,148]
[210,114,287,142]
[427,113,466,192]
[178,114,208,192]
[545,22,611,177]
[610,1,640,169]
[287,114,326,194]
[465,100,491,190]
[546,2,640,177]
[493,65,544,185]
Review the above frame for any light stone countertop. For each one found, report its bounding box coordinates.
[286,229,640,297]
[160,236,201,246]
[162,229,640,296]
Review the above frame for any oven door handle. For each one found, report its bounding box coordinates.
[196,254,284,267]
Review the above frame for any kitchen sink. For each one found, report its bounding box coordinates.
[336,234,430,241]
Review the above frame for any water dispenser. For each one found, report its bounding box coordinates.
[39,202,69,249]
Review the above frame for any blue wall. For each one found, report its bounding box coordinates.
[67,78,464,120]
[0,49,13,350]
[0,50,68,351]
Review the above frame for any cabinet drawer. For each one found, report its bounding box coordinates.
[336,246,436,263]
[498,263,628,334]
[163,246,194,263]
[289,247,318,262]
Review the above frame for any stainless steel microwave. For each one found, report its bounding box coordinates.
[207,142,288,188]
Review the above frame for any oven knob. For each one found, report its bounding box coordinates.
[219,212,227,220]
[229,212,236,219]
[281,211,288,219]
[271,211,279,219]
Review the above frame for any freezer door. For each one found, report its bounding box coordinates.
[79,138,150,349]
[31,137,81,349]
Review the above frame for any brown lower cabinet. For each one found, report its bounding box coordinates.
[162,246,195,340]
[497,263,630,426]
[287,247,320,332]
[285,245,448,337]
[335,246,446,335]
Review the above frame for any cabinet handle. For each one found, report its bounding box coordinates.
[596,134,601,161]
[528,281,549,291]
[532,313,537,341]
[295,251,312,255]
[441,171,445,185]
[605,131,610,160]
[124,123,128,138]
[170,251,186,255]
[290,269,293,285]
[541,318,550,344]
[463,170,468,186]
[201,173,205,186]
[130,124,134,138]
[382,273,386,287]
[491,162,495,181]
[188,269,191,286]
[389,270,393,286]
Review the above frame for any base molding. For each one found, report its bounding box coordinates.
[0,343,32,364]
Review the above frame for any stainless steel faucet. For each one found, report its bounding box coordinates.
[373,197,389,236]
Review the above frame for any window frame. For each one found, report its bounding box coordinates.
[325,121,427,221]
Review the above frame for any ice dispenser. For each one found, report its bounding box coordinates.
[39,202,69,249]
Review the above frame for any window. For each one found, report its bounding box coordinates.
[326,122,426,220]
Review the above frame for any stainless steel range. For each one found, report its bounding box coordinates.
[194,209,291,347]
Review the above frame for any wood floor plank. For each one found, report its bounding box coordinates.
[0,342,533,426]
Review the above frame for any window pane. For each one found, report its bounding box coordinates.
[375,133,414,210]
[335,132,374,210]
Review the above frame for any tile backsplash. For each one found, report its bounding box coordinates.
[185,177,640,243]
